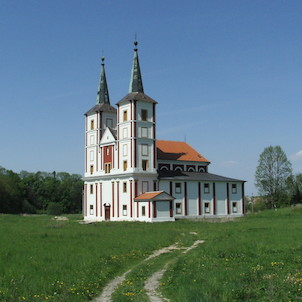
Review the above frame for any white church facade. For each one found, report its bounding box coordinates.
[83,42,245,222]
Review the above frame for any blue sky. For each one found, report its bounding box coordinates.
[1,0,302,195]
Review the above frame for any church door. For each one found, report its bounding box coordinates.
[104,205,111,221]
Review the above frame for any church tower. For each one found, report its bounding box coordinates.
[84,57,117,178]
[116,41,158,184]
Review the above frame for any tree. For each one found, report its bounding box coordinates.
[255,146,292,207]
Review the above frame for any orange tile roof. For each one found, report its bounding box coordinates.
[156,140,210,163]
[134,191,175,201]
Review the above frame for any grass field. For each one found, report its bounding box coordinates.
[0,207,301,301]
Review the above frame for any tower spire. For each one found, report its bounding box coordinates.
[96,56,110,105]
[129,41,144,93]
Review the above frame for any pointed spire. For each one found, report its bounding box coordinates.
[96,57,110,105]
[129,41,144,93]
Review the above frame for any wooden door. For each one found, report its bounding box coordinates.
[105,205,110,221]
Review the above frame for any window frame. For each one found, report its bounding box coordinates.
[142,160,148,171]
[123,110,128,122]
[141,109,148,121]
[176,202,182,214]
[204,183,210,194]
[175,183,182,194]
[232,184,237,194]
[204,202,210,213]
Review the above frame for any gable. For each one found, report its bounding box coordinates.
[100,127,117,144]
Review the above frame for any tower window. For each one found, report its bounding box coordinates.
[90,205,94,215]
[123,110,128,121]
[90,184,93,194]
[142,144,148,156]
[123,182,127,193]
[123,128,128,138]
[142,160,148,171]
[141,109,148,121]
[123,144,128,156]
[141,127,148,138]
[90,165,94,175]
[90,120,94,130]
[123,160,128,171]
[232,184,237,194]
[142,206,146,216]
[105,163,111,173]
[106,118,113,128]
[204,183,210,194]
[175,183,182,194]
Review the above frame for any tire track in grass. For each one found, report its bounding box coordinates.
[144,240,204,302]
[95,239,204,302]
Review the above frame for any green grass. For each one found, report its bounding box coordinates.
[1,208,302,301]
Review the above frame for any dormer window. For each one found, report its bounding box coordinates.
[141,109,148,121]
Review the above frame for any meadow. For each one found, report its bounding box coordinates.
[0,207,301,302]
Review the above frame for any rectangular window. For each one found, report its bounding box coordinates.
[90,135,95,145]
[106,147,110,156]
[90,184,93,194]
[123,160,128,171]
[90,165,94,175]
[204,183,210,194]
[142,206,146,216]
[123,128,128,139]
[142,144,148,156]
[141,109,148,121]
[142,160,148,171]
[176,202,182,214]
[123,110,128,121]
[141,127,148,138]
[232,184,237,194]
[232,202,238,213]
[90,205,94,215]
[106,118,113,128]
[105,163,111,173]
[123,182,127,193]
[123,144,128,156]
[175,183,182,194]
[90,120,94,130]
[123,205,127,216]
[90,150,94,161]
[204,202,210,213]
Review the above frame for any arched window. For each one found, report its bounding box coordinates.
[160,166,168,171]
[188,167,195,172]
[199,167,205,172]
[175,167,183,172]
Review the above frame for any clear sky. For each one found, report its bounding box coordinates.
[1,0,302,195]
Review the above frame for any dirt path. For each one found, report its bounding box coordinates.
[94,240,204,302]
[144,240,204,302]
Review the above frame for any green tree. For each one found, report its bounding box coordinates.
[255,146,292,208]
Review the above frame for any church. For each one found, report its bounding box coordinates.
[83,42,245,222]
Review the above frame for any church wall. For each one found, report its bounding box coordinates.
[216,182,227,215]
[187,182,198,216]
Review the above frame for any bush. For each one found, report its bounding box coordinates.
[47,202,63,216]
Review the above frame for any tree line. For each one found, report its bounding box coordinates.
[0,167,83,214]
[255,146,302,208]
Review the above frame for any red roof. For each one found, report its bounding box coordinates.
[134,191,175,201]
[156,140,209,163]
